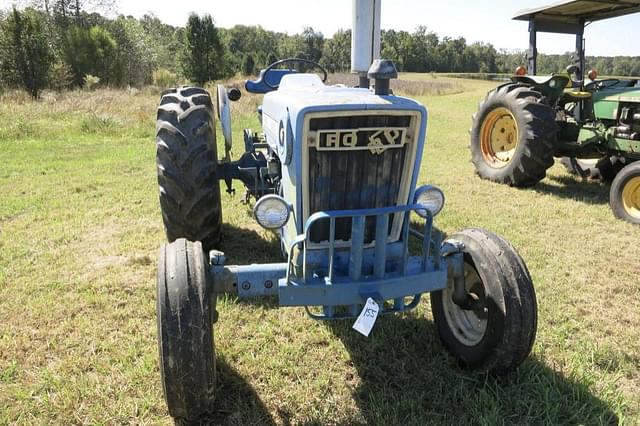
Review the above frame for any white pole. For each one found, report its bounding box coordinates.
[351,0,381,75]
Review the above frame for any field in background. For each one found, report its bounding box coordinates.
[0,75,639,425]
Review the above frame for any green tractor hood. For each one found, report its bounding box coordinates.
[592,88,640,120]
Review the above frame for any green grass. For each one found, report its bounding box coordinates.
[1,77,639,425]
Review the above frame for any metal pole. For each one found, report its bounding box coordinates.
[575,20,585,121]
[528,19,537,75]
[351,0,382,87]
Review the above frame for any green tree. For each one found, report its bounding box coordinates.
[320,29,350,72]
[181,13,226,85]
[301,27,324,63]
[63,25,116,86]
[242,53,255,76]
[0,7,53,98]
[108,16,155,86]
[222,25,279,74]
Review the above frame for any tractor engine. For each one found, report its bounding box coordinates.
[615,104,640,141]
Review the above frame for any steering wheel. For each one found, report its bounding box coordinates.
[595,79,620,90]
[263,58,328,89]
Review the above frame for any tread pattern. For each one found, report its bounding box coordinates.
[470,83,557,187]
[157,239,216,421]
[431,228,538,373]
[156,87,222,251]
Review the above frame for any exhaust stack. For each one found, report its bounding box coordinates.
[351,0,381,88]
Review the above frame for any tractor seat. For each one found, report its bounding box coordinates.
[245,69,297,94]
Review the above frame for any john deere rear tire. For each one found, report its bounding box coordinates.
[431,228,537,373]
[610,161,640,224]
[156,87,222,252]
[157,238,216,422]
[470,84,557,187]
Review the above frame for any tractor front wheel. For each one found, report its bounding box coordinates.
[430,228,537,373]
[470,84,556,187]
[610,161,640,224]
[157,238,216,422]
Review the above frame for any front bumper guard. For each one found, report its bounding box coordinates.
[211,204,463,320]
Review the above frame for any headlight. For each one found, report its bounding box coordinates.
[414,185,445,218]
[253,195,291,229]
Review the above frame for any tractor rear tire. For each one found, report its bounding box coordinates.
[157,238,216,422]
[610,161,640,224]
[156,86,222,252]
[470,84,557,187]
[431,228,537,373]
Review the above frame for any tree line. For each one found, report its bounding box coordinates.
[1,2,639,98]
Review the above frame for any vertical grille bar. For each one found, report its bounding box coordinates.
[374,214,388,278]
[349,216,365,281]
[328,217,336,282]
[422,214,433,272]
[400,211,410,274]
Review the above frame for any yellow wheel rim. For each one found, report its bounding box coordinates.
[622,176,640,219]
[480,107,519,168]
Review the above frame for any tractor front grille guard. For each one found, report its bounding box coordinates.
[281,204,446,319]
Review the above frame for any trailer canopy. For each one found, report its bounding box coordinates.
[513,0,640,75]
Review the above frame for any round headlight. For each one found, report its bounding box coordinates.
[254,195,291,229]
[414,185,445,218]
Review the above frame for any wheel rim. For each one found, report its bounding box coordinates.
[622,176,640,219]
[442,263,488,346]
[480,107,519,168]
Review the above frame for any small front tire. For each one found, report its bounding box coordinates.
[431,228,537,373]
[157,238,216,422]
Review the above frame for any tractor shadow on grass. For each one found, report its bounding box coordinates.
[326,315,619,425]
[209,358,276,425]
[530,174,610,205]
[214,225,618,424]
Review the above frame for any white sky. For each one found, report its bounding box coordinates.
[2,0,639,56]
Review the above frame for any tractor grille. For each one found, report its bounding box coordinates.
[306,113,416,244]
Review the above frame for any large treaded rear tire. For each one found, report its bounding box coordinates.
[156,87,222,251]
[470,84,557,187]
[431,228,537,373]
[157,238,216,422]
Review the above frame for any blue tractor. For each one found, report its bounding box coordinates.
[154,1,538,422]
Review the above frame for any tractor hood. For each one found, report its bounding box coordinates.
[261,74,424,117]
[592,88,640,120]
[592,88,640,103]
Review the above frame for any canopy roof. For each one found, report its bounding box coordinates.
[514,0,640,24]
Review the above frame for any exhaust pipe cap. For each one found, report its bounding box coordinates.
[368,59,398,95]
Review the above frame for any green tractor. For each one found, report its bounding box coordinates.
[470,0,640,224]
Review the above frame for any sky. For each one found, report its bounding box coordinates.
[112,0,640,56]
[2,0,639,56]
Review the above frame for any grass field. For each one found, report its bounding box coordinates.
[1,75,639,425]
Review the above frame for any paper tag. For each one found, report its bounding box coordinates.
[352,298,380,337]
